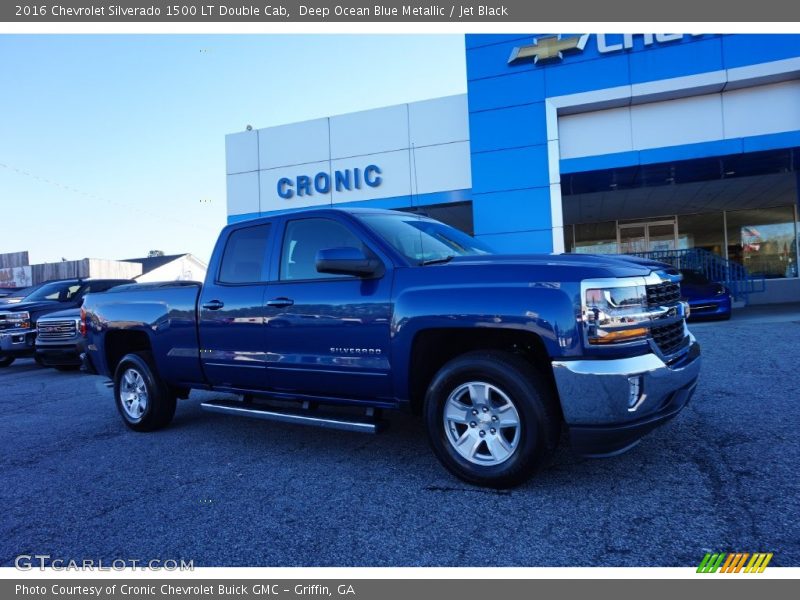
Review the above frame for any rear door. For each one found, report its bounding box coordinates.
[198,223,273,390]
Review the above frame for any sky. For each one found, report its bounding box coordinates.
[0,34,466,264]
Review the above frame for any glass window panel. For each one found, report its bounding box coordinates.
[726,205,797,279]
[218,224,271,284]
[396,201,474,236]
[678,212,726,257]
[648,223,677,252]
[280,218,365,281]
[573,221,617,254]
[564,224,574,253]
[619,225,647,254]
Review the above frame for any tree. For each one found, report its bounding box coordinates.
[147,250,165,258]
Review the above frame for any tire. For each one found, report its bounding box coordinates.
[0,355,14,368]
[113,352,176,432]
[424,350,560,488]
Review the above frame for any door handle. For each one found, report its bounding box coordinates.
[202,299,225,310]
[266,297,294,308]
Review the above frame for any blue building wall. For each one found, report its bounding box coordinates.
[465,34,800,253]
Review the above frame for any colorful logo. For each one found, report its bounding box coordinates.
[697,552,773,573]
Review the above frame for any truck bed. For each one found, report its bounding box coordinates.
[83,281,205,386]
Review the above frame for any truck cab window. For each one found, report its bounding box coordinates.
[281,218,365,281]
[60,285,81,301]
[218,224,271,283]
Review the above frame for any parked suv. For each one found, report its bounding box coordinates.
[0,278,135,367]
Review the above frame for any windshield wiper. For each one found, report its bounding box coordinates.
[420,255,455,266]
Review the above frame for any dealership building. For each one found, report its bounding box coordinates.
[226,34,800,302]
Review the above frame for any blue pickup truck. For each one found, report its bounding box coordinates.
[82,207,700,487]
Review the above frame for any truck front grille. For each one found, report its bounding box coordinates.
[37,320,77,340]
[0,314,9,331]
[651,320,689,356]
[646,281,681,306]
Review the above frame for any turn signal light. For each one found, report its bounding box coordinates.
[589,327,648,344]
[79,307,87,337]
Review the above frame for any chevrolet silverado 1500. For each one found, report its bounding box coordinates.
[82,208,701,487]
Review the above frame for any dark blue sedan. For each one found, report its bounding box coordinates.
[680,269,732,320]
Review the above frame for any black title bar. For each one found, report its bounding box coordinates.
[4,0,800,21]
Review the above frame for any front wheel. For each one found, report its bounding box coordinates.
[424,350,560,488]
[0,354,14,368]
[114,352,176,432]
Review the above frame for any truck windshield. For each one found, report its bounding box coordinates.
[358,213,495,265]
[22,281,81,302]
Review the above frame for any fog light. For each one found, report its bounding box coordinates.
[627,375,645,411]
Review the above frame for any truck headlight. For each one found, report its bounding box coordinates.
[7,311,31,329]
[584,285,649,344]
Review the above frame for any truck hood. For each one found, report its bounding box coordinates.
[446,253,675,278]
[0,300,65,313]
[36,307,81,320]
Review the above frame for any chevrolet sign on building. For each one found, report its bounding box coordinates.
[226,34,800,305]
[508,34,590,64]
[509,33,703,64]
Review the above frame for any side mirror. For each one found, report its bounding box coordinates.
[316,247,382,278]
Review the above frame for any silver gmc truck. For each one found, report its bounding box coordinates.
[35,308,84,370]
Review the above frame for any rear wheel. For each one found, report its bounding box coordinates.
[0,354,14,368]
[114,352,176,432]
[424,350,559,488]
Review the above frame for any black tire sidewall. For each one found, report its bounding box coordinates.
[424,352,552,488]
[113,353,174,431]
[0,354,14,367]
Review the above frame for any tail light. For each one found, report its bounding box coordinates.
[79,307,87,337]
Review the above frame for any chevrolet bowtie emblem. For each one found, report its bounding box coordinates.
[508,34,590,65]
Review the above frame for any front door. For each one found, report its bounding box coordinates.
[646,221,678,252]
[263,216,393,401]
[618,224,647,254]
[618,219,677,253]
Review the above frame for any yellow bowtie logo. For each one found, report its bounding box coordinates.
[508,34,590,65]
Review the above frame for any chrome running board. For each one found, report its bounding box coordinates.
[200,399,384,434]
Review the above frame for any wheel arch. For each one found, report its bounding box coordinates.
[104,329,152,376]
[406,327,559,417]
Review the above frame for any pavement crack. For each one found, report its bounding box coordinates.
[424,485,511,497]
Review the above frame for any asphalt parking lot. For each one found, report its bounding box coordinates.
[2,307,799,567]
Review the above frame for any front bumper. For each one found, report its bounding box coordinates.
[552,336,701,457]
[687,295,732,320]
[35,343,84,367]
[0,329,35,357]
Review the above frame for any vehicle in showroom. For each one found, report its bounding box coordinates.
[679,269,733,321]
[34,308,84,370]
[83,208,701,487]
[0,278,135,367]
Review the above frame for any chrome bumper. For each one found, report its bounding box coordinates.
[552,336,701,456]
